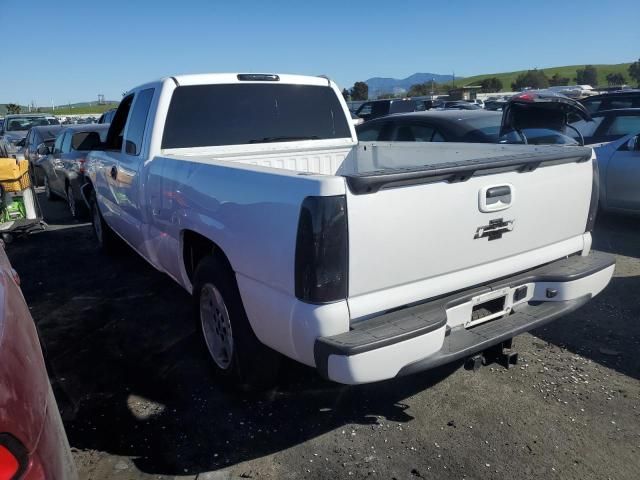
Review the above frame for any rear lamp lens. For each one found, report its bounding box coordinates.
[0,444,19,480]
[295,195,348,303]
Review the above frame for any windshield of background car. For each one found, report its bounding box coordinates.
[6,116,52,131]
[162,84,351,148]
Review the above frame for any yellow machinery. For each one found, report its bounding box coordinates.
[0,157,44,241]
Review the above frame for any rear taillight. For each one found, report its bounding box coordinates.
[0,435,27,480]
[295,196,348,303]
[77,158,86,174]
[585,156,599,232]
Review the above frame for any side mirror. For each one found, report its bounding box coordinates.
[36,144,50,156]
[16,138,25,148]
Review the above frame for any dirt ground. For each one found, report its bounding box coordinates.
[6,193,640,480]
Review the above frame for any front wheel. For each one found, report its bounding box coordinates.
[193,255,280,391]
[44,175,58,201]
[67,184,88,220]
[90,191,119,253]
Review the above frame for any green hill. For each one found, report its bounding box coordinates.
[38,102,119,116]
[460,63,633,91]
[1,102,118,116]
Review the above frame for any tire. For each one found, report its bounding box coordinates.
[89,191,120,253]
[67,184,88,220]
[193,255,280,391]
[44,175,58,201]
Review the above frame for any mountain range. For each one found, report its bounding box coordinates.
[365,73,461,98]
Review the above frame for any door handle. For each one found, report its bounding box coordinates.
[110,166,117,180]
[486,185,511,198]
[479,184,514,213]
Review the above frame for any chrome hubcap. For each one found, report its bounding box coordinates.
[200,283,233,370]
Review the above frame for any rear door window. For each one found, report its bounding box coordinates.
[357,103,373,117]
[389,123,442,142]
[357,123,384,141]
[53,132,64,153]
[106,95,134,151]
[605,115,640,136]
[72,131,103,151]
[608,99,634,109]
[61,132,72,153]
[389,100,417,114]
[162,84,351,149]
[409,124,436,142]
[371,102,390,117]
[570,117,606,139]
[124,88,154,155]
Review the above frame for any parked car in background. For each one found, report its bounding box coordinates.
[438,100,481,110]
[357,110,500,142]
[355,98,419,122]
[484,96,510,111]
[591,131,640,215]
[580,90,640,114]
[548,85,597,99]
[97,108,117,124]
[570,108,640,144]
[0,114,60,156]
[356,110,579,145]
[0,240,78,480]
[0,136,13,158]
[38,125,108,218]
[23,125,65,186]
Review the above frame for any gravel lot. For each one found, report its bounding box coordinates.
[6,193,640,480]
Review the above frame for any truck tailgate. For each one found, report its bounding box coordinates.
[345,143,594,319]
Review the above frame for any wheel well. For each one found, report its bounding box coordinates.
[182,230,232,283]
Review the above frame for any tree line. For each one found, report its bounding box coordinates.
[343,58,640,100]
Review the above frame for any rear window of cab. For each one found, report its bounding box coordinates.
[162,83,351,149]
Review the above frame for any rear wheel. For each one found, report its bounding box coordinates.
[90,191,119,252]
[193,255,280,391]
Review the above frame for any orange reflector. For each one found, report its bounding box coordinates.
[0,444,19,480]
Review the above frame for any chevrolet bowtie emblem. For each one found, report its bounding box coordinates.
[474,218,515,241]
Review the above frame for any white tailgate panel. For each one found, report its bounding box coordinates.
[346,161,592,316]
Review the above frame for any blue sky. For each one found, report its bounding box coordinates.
[1,0,637,105]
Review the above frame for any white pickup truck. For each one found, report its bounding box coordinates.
[84,73,615,388]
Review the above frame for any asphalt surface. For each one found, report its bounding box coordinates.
[5,192,640,480]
